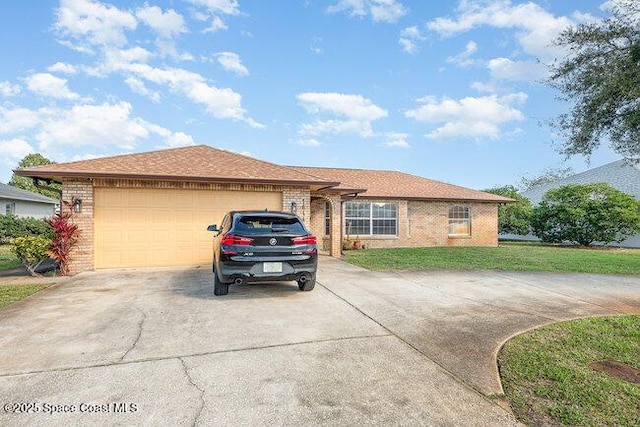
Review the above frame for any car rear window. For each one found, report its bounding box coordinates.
[235,216,306,235]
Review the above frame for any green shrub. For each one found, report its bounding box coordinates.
[10,235,52,276]
[531,183,640,246]
[0,215,52,243]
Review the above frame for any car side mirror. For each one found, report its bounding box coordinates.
[207,224,218,232]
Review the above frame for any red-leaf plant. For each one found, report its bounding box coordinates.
[46,201,80,276]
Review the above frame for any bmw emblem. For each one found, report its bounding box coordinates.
[269,238,277,246]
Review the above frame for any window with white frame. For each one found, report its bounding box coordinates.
[345,201,397,236]
[449,205,470,236]
[5,203,15,216]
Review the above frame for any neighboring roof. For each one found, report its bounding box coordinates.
[523,160,640,205]
[292,166,514,203]
[0,182,58,204]
[15,145,337,189]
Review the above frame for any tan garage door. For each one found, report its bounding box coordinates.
[94,187,282,268]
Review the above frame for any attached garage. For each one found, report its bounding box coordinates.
[16,145,337,274]
[94,187,282,268]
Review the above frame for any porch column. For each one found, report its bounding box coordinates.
[327,194,342,258]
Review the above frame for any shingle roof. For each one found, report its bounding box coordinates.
[523,160,640,205]
[291,166,514,203]
[0,182,58,204]
[15,145,337,188]
[14,145,512,203]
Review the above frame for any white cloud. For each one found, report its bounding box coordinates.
[382,132,410,148]
[295,138,322,147]
[35,102,151,151]
[0,138,34,160]
[297,92,387,122]
[297,92,388,138]
[426,0,585,63]
[446,40,479,67]
[121,64,262,127]
[216,52,249,76]
[188,0,239,32]
[136,5,186,38]
[47,62,79,74]
[166,132,196,148]
[0,81,21,97]
[204,16,228,32]
[328,0,407,23]
[0,107,40,134]
[399,26,426,54]
[55,0,137,47]
[24,73,80,100]
[187,0,240,15]
[124,77,161,102]
[405,92,527,140]
[487,57,546,81]
[103,46,153,69]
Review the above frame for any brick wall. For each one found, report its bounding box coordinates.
[281,187,311,226]
[346,199,499,249]
[62,179,94,274]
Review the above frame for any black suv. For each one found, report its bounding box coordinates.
[207,211,318,295]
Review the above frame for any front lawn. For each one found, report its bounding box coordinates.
[499,315,640,426]
[0,244,20,270]
[343,243,640,275]
[0,283,50,310]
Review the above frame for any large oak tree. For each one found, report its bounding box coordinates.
[549,0,640,161]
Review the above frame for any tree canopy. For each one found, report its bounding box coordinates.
[484,185,532,235]
[530,183,640,246]
[9,153,61,199]
[520,166,574,192]
[548,0,640,162]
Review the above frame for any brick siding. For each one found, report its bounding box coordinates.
[308,198,499,252]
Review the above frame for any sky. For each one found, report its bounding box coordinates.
[0,0,623,190]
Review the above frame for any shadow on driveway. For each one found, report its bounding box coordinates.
[168,265,302,300]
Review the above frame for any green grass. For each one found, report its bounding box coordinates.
[0,244,20,270]
[498,315,640,426]
[0,283,50,310]
[343,243,640,275]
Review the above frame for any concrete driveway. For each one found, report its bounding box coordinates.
[1,258,638,426]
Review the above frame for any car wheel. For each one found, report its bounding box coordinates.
[213,270,229,296]
[298,275,315,292]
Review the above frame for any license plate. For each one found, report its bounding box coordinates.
[263,262,283,273]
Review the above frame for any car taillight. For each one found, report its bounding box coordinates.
[291,235,317,245]
[221,234,254,246]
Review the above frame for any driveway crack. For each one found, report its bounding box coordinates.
[179,357,205,427]
[119,307,146,362]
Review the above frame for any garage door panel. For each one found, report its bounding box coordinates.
[94,188,282,268]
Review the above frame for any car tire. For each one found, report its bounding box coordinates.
[298,276,315,292]
[213,269,229,296]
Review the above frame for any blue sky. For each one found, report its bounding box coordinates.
[0,0,620,189]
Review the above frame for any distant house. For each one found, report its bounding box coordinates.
[0,182,58,219]
[508,160,640,248]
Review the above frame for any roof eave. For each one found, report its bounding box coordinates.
[14,170,339,189]
[347,195,515,203]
